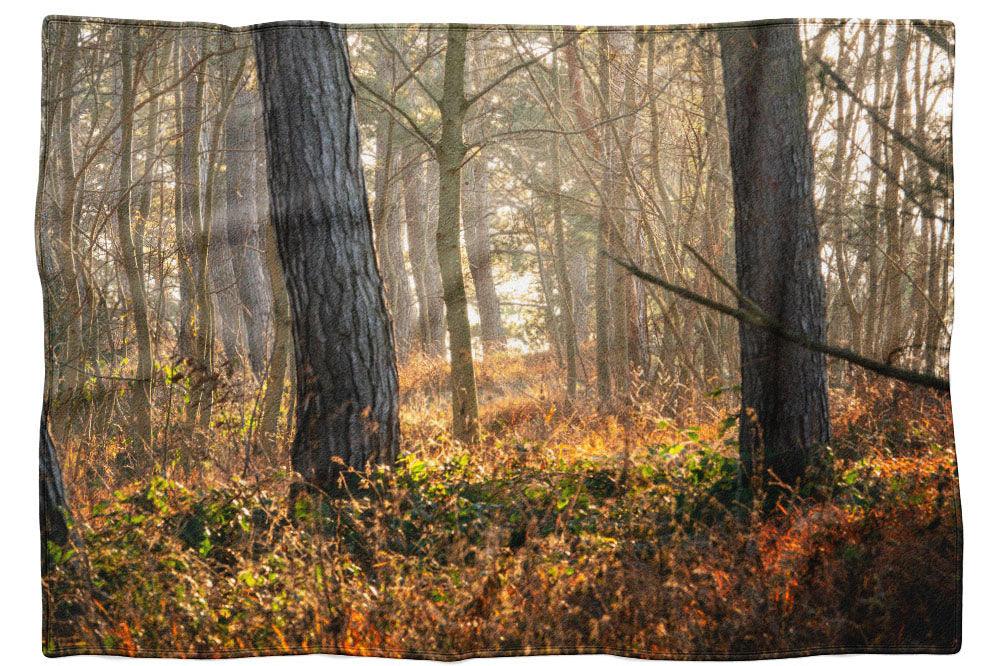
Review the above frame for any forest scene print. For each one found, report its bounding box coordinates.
[37,16,959,658]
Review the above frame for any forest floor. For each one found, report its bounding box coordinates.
[44,352,961,658]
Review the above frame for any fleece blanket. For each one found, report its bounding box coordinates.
[37,16,959,659]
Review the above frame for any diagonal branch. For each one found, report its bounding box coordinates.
[374,31,443,106]
[354,77,437,151]
[912,20,954,54]
[607,253,950,393]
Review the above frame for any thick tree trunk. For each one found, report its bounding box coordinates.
[719,22,830,488]
[435,25,480,442]
[254,25,400,492]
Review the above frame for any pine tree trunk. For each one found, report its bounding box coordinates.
[719,22,830,488]
[254,25,400,492]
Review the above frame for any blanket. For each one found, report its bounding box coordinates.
[36,16,960,659]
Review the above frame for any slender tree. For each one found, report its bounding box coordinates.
[225,81,271,377]
[116,31,154,460]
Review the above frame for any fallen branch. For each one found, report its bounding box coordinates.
[607,253,950,393]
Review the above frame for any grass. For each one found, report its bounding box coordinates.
[43,352,961,658]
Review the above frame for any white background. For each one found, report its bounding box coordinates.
[1,1,995,663]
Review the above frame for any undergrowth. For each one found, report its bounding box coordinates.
[43,353,961,657]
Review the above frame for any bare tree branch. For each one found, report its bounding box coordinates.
[354,77,438,151]
[463,31,580,111]
[607,253,950,392]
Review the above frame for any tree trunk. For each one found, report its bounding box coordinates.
[116,32,154,462]
[178,37,208,422]
[172,41,196,364]
[51,23,85,409]
[593,34,613,404]
[193,40,244,427]
[862,25,888,357]
[254,25,400,492]
[372,108,415,361]
[259,218,291,445]
[881,26,911,363]
[225,85,271,377]
[403,147,433,355]
[462,156,506,352]
[40,405,69,570]
[257,111,291,446]
[549,54,578,399]
[719,22,830,488]
[406,154,447,357]
[435,25,480,442]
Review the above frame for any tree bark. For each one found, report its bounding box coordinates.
[462,157,506,352]
[225,84,271,377]
[116,32,154,461]
[719,22,831,488]
[403,147,438,356]
[881,25,911,363]
[372,107,415,361]
[177,37,209,422]
[40,405,69,570]
[254,25,400,492]
[435,25,480,442]
[549,54,578,399]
